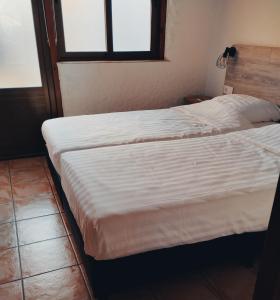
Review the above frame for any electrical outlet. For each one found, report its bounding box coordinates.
[223,85,234,95]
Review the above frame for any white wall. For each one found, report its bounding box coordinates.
[205,0,280,97]
[58,0,223,116]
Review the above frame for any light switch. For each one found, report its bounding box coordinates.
[223,85,234,95]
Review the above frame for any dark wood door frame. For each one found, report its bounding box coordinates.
[31,0,63,119]
[253,174,280,300]
[42,0,63,117]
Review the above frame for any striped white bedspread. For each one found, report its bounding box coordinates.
[237,124,280,156]
[60,124,280,260]
[42,104,251,174]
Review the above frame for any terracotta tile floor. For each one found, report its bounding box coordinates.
[0,157,259,300]
[0,157,93,300]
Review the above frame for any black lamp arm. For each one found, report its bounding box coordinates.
[223,46,237,58]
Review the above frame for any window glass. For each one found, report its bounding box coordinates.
[61,0,107,52]
[112,0,151,52]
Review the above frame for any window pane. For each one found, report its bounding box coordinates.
[0,0,42,88]
[112,0,151,52]
[61,0,107,52]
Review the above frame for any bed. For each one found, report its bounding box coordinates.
[60,125,280,261]
[44,44,280,299]
[52,124,280,299]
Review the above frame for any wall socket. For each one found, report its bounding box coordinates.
[223,85,234,95]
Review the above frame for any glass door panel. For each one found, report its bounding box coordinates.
[0,0,42,88]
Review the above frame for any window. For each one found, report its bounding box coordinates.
[54,0,167,61]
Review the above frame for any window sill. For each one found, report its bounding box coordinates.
[57,58,170,64]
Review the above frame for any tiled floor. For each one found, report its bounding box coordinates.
[0,157,93,300]
[0,157,259,300]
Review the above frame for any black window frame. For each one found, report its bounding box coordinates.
[54,0,167,62]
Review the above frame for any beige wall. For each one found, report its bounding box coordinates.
[58,0,223,116]
[205,0,280,97]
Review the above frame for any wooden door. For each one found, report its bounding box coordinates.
[0,0,60,159]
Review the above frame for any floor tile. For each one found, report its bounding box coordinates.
[43,157,49,169]
[151,275,220,300]
[0,182,12,204]
[13,181,53,199]
[0,174,10,185]
[15,195,58,220]
[17,214,66,245]
[9,157,45,170]
[0,280,23,300]
[0,222,17,250]
[11,168,48,185]
[23,266,91,300]
[203,262,257,300]
[0,202,14,224]
[0,161,9,175]
[0,248,21,284]
[20,237,77,278]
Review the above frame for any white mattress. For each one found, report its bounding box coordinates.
[60,125,280,260]
[42,105,252,174]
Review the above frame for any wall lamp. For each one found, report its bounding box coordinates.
[216,46,237,69]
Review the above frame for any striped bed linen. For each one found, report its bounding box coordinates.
[236,124,280,156]
[60,124,280,260]
[42,104,252,174]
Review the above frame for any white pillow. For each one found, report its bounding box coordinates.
[176,100,253,131]
[212,94,280,123]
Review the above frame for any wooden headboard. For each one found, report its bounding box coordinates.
[225,45,280,105]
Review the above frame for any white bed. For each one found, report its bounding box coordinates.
[60,124,280,260]
[42,95,280,174]
[41,101,249,174]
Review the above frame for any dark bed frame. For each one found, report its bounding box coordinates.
[48,157,266,300]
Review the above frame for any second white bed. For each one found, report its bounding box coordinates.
[60,124,280,260]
